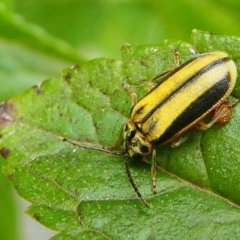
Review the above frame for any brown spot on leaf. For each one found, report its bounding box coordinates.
[0,147,10,159]
[71,64,80,71]
[7,174,14,181]
[0,100,14,125]
[33,213,41,221]
[140,60,149,68]
[33,83,42,94]
[64,72,72,82]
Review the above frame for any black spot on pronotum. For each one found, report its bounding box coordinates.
[147,120,158,135]
[0,100,14,125]
[0,148,10,159]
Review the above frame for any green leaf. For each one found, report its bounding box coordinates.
[0,37,74,102]
[1,31,240,239]
[0,155,17,240]
[0,2,82,62]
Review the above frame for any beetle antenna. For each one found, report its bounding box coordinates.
[61,137,126,156]
[125,157,150,208]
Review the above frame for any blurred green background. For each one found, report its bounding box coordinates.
[1,0,240,239]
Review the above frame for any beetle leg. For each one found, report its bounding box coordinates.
[170,132,191,147]
[151,149,157,194]
[108,123,125,151]
[123,83,138,106]
[210,99,239,125]
[147,70,171,91]
[196,100,239,130]
[147,49,180,90]
[173,49,180,67]
[146,82,156,91]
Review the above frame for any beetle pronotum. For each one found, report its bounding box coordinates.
[63,51,238,207]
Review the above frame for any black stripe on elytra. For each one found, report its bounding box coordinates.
[131,54,203,116]
[140,57,229,125]
[151,53,204,82]
[152,74,230,145]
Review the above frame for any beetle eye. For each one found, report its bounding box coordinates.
[140,145,149,154]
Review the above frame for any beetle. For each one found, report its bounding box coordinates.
[63,51,238,207]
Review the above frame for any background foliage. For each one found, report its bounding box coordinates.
[1,0,240,239]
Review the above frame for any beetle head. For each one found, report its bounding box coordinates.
[123,120,152,157]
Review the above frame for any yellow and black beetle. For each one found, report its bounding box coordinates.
[63,51,238,207]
